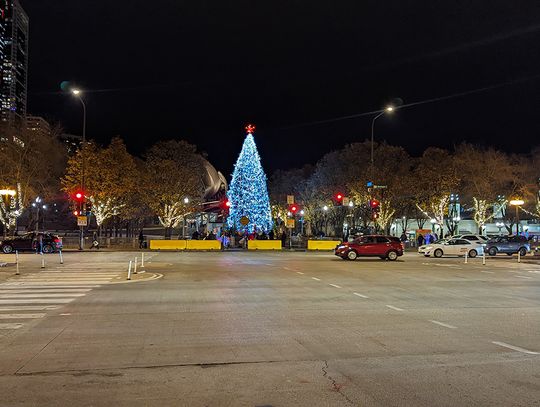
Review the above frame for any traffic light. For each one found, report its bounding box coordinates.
[369,199,380,211]
[288,204,300,215]
[73,191,85,203]
[334,193,344,206]
[85,201,92,215]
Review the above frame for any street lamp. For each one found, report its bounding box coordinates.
[371,105,395,168]
[509,199,524,235]
[71,88,87,250]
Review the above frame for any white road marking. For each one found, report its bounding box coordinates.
[353,292,369,299]
[0,285,99,289]
[0,299,74,304]
[0,323,23,329]
[0,293,86,298]
[296,271,304,275]
[429,320,457,329]
[385,305,404,311]
[311,277,321,281]
[329,284,341,288]
[0,306,59,311]
[0,313,45,319]
[515,275,532,279]
[492,341,539,355]
[0,289,92,294]
[481,270,495,273]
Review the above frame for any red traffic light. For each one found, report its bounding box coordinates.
[335,193,343,201]
[370,199,380,209]
[225,200,231,207]
[288,204,301,214]
[74,191,85,201]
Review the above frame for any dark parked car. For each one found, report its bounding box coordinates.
[485,235,530,256]
[0,232,63,254]
[335,235,404,261]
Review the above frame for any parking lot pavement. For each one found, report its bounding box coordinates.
[0,250,538,406]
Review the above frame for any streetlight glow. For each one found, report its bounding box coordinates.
[323,205,328,211]
[509,199,524,206]
[0,189,16,196]
[183,197,189,204]
[385,106,394,112]
[72,89,81,95]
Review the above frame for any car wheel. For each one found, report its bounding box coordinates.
[42,244,53,254]
[2,244,13,254]
[518,247,527,257]
[387,251,398,261]
[434,249,443,258]
[468,249,477,258]
[347,250,358,261]
[488,247,497,256]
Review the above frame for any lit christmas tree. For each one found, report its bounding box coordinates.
[227,125,273,233]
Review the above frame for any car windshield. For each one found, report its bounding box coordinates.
[432,239,447,244]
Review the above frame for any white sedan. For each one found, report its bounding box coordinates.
[419,238,484,258]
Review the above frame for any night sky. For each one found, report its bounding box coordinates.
[25,0,540,174]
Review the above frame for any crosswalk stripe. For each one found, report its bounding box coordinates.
[0,293,86,298]
[0,289,92,294]
[0,313,45,319]
[0,306,60,311]
[3,281,110,285]
[0,285,99,289]
[0,323,23,329]
[0,299,74,304]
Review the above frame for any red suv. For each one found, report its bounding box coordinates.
[335,235,404,261]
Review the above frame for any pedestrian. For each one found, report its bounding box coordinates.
[192,230,200,240]
[35,233,43,254]
[417,234,424,247]
[400,232,407,242]
[138,229,145,249]
[269,229,275,240]
[281,230,287,247]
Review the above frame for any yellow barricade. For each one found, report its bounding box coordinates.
[186,240,221,250]
[248,240,282,250]
[149,240,187,250]
[307,240,341,251]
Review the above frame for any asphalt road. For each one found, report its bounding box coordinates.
[0,250,538,406]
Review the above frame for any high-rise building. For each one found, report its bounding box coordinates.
[0,0,28,128]
[26,115,51,137]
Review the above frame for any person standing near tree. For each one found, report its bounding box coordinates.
[138,229,144,249]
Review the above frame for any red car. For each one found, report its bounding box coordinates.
[335,235,404,261]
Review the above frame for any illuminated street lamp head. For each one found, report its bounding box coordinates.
[385,106,394,113]
[72,89,81,96]
[183,197,189,204]
[323,205,329,211]
[509,199,525,206]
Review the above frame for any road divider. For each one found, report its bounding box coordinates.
[307,240,341,251]
[149,240,221,250]
[247,240,282,250]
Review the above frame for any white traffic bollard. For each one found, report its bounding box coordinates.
[134,257,138,274]
[517,251,521,263]
[15,250,19,275]
[141,252,145,268]
[482,251,486,266]
[41,253,45,269]
[127,260,132,280]
[59,250,64,264]
[464,251,468,264]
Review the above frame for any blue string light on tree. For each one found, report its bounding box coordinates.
[227,124,273,233]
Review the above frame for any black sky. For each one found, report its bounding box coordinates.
[25,0,540,174]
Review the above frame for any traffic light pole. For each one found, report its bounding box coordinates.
[75,95,87,251]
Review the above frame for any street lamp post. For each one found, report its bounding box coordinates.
[370,106,394,168]
[509,199,525,235]
[183,197,189,238]
[71,89,87,250]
